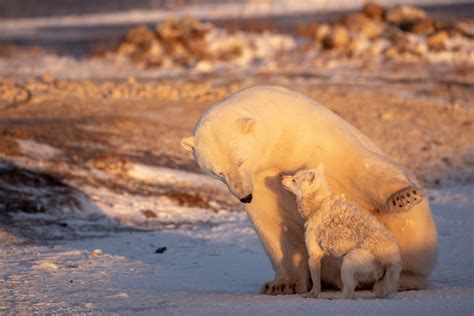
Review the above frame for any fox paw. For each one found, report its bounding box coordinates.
[260,277,297,295]
[385,186,424,212]
[302,289,320,299]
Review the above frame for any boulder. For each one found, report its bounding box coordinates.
[427,31,449,51]
[323,25,349,49]
[315,23,331,44]
[410,19,435,35]
[343,13,384,39]
[124,25,156,46]
[363,2,385,21]
[386,5,428,25]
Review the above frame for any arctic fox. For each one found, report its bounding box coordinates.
[281,164,402,299]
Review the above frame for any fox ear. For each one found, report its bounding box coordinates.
[236,117,255,134]
[307,171,315,183]
[316,163,325,174]
[180,136,195,152]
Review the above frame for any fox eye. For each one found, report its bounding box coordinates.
[292,179,296,183]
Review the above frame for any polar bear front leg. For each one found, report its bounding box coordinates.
[246,189,310,295]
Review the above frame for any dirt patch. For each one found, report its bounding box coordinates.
[0,138,22,156]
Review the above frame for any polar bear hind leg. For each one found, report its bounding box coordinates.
[386,187,425,212]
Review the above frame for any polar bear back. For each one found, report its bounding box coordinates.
[199,85,385,159]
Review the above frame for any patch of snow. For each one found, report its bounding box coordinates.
[31,260,59,271]
[16,139,62,160]
[127,163,225,190]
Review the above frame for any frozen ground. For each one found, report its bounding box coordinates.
[1,1,473,314]
[0,171,473,314]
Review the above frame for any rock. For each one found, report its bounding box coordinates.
[363,2,385,21]
[323,25,349,49]
[91,249,102,256]
[315,23,331,43]
[343,13,384,39]
[32,260,59,270]
[343,13,369,28]
[184,16,213,38]
[346,36,370,57]
[185,37,208,59]
[410,19,434,35]
[392,33,411,52]
[427,31,449,51]
[156,20,183,43]
[116,42,136,56]
[156,17,211,44]
[453,21,474,38]
[124,25,156,46]
[384,46,399,59]
[368,38,391,55]
[386,5,428,25]
[144,41,165,67]
[155,247,167,254]
[142,209,157,219]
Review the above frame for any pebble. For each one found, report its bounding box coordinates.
[91,249,103,256]
[155,247,167,254]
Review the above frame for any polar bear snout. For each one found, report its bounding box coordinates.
[220,170,253,204]
[240,194,253,204]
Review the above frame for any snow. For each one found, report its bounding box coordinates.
[127,163,225,190]
[16,139,62,160]
[1,178,473,314]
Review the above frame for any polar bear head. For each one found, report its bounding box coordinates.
[181,114,257,203]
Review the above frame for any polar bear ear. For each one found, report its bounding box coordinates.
[235,117,255,134]
[180,136,195,152]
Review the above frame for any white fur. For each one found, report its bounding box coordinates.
[181,86,438,294]
[282,165,402,299]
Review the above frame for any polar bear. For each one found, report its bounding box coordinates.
[281,164,402,299]
[180,86,437,294]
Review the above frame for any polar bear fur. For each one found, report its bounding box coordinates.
[181,86,437,294]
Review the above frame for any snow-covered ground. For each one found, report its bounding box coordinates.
[1,163,473,314]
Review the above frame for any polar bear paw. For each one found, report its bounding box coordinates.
[260,277,298,295]
[385,186,424,212]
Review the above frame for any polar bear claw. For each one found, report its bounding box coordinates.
[260,277,298,295]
